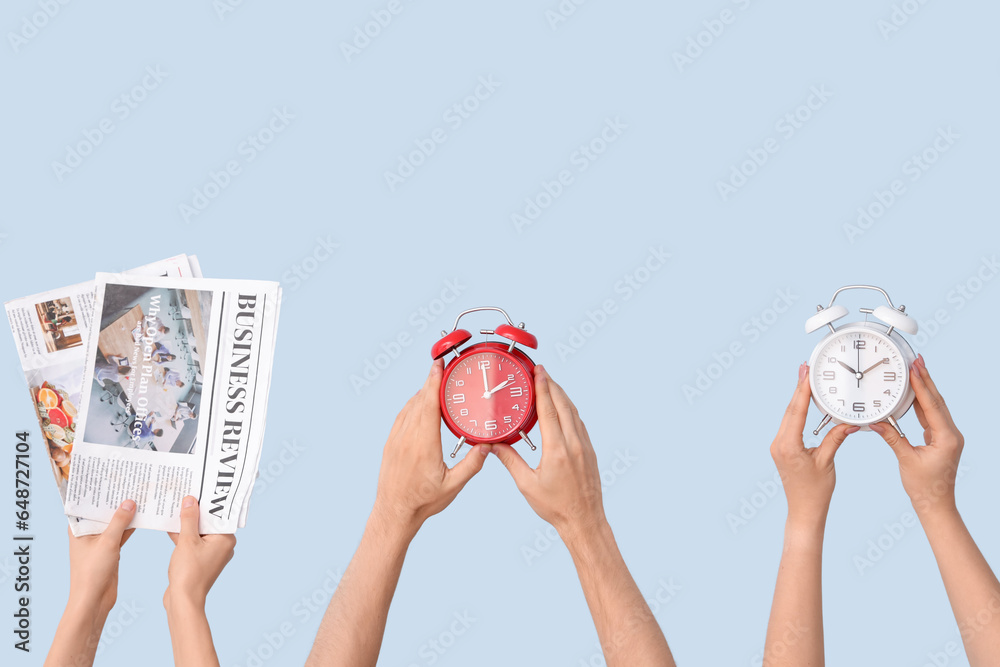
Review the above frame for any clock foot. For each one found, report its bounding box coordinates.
[812,414,832,436]
[449,436,466,459]
[886,415,905,439]
[519,430,536,451]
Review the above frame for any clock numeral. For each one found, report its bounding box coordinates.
[510,386,524,397]
[512,404,520,411]
[455,379,465,387]
[460,409,469,416]
[852,401,866,412]
[837,399,845,406]
[478,360,491,370]
[829,386,838,394]
[466,367,472,375]
[883,389,892,396]
[452,393,465,404]
[883,372,897,382]
[823,370,835,380]
[503,416,512,424]
[882,357,890,365]
[840,345,846,352]
[485,420,498,431]
[873,400,882,408]
[854,340,867,350]
[828,356,837,363]
[507,374,515,381]
[469,419,477,427]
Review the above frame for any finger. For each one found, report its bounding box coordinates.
[541,370,582,444]
[816,423,859,466]
[533,366,565,456]
[912,399,929,431]
[120,528,136,548]
[445,443,492,494]
[870,422,916,461]
[491,443,534,489]
[387,393,417,441]
[103,499,136,546]
[167,532,179,546]
[910,356,956,432]
[179,496,201,541]
[776,364,811,443]
[420,359,444,419]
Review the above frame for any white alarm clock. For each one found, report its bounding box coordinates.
[805,285,918,437]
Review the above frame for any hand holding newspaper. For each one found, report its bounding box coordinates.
[5,256,281,535]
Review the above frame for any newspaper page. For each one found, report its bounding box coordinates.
[64,273,281,533]
[4,255,201,536]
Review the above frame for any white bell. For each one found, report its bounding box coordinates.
[804,305,848,333]
[873,305,918,334]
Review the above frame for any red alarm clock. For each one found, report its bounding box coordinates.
[431,307,539,458]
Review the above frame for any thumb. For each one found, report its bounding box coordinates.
[446,444,491,494]
[491,443,534,490]
[817,423,859,465]
[103,499,136,545]
[870,422,915,461]
[179,496,201,540]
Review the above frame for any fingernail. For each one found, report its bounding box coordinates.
[480,444,493,456]
[911,361,921,378]
[535,364,546,377]
[430,362,442,376]
[845,426,861,434]
[121,499,136,512]
[869,423,885,433]
[918,354,926,369]
[798,363,807,383]
[182,496,195,508]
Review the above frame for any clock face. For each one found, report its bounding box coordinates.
[442,348,534,443]
[810,328,908,424]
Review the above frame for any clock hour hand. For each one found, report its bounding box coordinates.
[836,360,858,375]
[860,359,886,376]
[483,379,512,399]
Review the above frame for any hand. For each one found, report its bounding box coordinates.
[66,500,136,614]
[870,354,963,516]
[371,360,491,532]
[837,359,859,376]
[164,496,236,610]
[491,365,606,540]
[860,358,886,377]
[482,365,490,394]
[770,364,858,525]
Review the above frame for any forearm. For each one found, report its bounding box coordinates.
[918,505,1000,666]
[44,598,110,667]
[164,594,220,667]
[306,509,418,667]
[562,518,674,667]
[764,517,826,667]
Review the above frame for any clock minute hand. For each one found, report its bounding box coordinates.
[482,367,490,393]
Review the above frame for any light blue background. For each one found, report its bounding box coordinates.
[2,1,999,666]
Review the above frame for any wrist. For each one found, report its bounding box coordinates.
[67,588,115,618]
[367,504,421,548]
[558,513,614,555]
[163,586,207,617]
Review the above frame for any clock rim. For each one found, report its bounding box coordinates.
[807,322,917,428]
[439,341,538,445]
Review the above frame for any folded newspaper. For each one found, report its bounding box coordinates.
[5,256,281,535]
